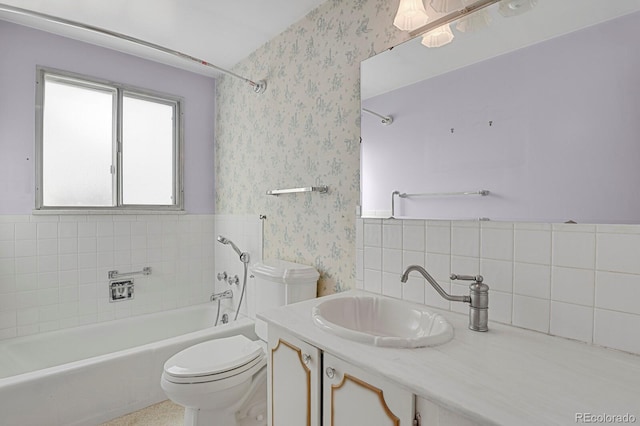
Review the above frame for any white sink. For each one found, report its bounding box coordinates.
[311,295,453,348]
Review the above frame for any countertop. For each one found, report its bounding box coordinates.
[257,290,640,426]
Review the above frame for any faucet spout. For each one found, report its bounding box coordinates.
[401,265,471,303]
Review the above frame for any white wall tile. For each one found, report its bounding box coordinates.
[37,239,58,256]
[58,222,77,239]
[514,229,551,265]
[382,272,402,299]
[78,222,96,238]
[513,295,550,333]
[513,263,550,299]
[15,223,36,240]
[594,309,640,354]
[403,222,425,252]
[382,223,402,250]
[0,223,14,240]
[552,231,595,270]
[37,223,58,239]
[450,256,479,276]
[363,268,382,294]
[597,233,640,274]
[364,222,382,247]
[551,267,594,307]
[355,249,363,281]
[424,279,450,310]
[402,275,424,305]
[0,241,14,258]
[382,248,402,274]
[451,225,479,258]
[15,240,36,257]
[550,301,593,343]
[488,290,512,325]
[363,247,382,271]
[481,259,514,294]
[426,222,451,254]
[426,253,450,282]
[481,226,514,261]
[595,271,640,315]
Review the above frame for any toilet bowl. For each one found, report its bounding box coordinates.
[161,259,319,426]
[161,335,268,426]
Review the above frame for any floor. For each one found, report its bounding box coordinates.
[100,400,184,426]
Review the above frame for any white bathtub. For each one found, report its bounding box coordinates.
[0,304,256,426]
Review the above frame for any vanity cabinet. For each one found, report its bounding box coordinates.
[268,326,322,426]
[267,327,414,426]
[322,352,414,426]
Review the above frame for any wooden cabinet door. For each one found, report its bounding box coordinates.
[268,327,321,426]
[322,353,414,426]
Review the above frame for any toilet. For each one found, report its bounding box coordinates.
[161,259,319,426]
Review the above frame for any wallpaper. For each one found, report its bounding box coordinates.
[215,0,406,295]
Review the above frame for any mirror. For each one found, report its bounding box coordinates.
[361,0,640,223]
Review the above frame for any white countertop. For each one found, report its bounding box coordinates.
[258,290,640,426]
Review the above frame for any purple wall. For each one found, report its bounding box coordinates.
[362,11,640,223]
[0,20,216,214]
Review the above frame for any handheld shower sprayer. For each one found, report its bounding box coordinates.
[215,235,250,323]
[217,235,250,264]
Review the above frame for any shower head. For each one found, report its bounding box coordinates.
[217,235,249,263]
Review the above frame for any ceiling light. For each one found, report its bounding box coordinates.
[430,0,466,14]
[498,0,537,17]
[456,9,492,32]
[393,0,430,31]
[421,24,455,48]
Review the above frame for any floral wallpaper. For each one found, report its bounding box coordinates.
[215,0,406,295]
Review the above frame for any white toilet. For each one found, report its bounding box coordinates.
[161,259,319,426]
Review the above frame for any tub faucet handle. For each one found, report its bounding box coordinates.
[217,272,228,281]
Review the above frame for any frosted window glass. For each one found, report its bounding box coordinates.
[122,96,174,205]
[43,81,114,206]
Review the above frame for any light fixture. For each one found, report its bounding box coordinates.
[430,0,465,14]
[393,0,430,31]
[455,9,492,32]
[421,24,455,48]
[498,0,538,17]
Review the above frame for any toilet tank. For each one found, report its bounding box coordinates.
[250,259,319,341]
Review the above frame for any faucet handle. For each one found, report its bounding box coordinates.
[217,272,228,281]
[450,273,483,282]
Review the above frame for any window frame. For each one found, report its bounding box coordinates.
[35,66,184,213]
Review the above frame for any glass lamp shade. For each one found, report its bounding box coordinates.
[421,24,454,48]
[393,0,430,31]
[430,0,465,13]
[456,9,492,32]
[498,0,538,17]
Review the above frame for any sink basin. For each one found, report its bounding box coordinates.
[311,295,453,348]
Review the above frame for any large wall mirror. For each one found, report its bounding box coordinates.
[361,0,640,223]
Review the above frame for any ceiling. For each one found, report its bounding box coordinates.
[362,0,640,99]
[0,0,327,78]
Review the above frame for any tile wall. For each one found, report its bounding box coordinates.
[356,218,640,355]
[0,214,216,340]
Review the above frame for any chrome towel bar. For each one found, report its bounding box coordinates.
[267,186,328,196]
[108,267,152,280]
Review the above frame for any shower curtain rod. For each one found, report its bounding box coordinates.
[362,108,393,125]
[0,3,267,93]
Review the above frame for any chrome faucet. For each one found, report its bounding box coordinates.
[210,289,233,301]
[400,265,489,332]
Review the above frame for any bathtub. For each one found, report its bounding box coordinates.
[0,304,256,426]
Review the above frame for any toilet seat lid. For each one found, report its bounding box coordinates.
[164,335,263,378]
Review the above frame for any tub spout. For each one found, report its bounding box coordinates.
[210,289,233,301]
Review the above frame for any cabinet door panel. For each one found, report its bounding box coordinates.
[268,327,321,426]
[323,353,414,426]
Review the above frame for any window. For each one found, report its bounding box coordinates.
[35,68,183,211]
